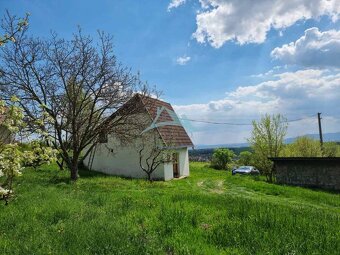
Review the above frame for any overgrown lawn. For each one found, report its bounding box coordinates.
[0,162,339,254]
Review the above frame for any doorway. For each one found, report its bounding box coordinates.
[173,153,179,178]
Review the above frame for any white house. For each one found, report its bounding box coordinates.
[83,94,194,180]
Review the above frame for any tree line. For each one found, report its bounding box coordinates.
[210,114,340,182]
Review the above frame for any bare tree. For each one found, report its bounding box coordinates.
[138,131,171,181]
[0,13,155,181]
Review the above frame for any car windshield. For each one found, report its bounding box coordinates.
[238,166,251,170]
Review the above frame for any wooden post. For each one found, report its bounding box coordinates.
[317,113,323,149]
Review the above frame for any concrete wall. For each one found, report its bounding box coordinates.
[272,158,340,190]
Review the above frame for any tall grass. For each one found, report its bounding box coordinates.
[0,162,339,254]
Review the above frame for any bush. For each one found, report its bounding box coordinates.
[282,136,322,157]
[238,151,254,166]
[211,148,235,170]
[323,142,340,157]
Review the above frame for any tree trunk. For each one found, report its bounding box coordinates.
[147,172,152,182]
[70,155,79,181]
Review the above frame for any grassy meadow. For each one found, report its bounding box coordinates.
[0,162,339,254]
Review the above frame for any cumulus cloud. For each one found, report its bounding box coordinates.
[168,0,186,11]
[174,69,340,144]
[271,27,340,68]
[191,0,339,47]
[176,55,191,65]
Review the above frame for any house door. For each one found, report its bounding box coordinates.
[173,153,179,178]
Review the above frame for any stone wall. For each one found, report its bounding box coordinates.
[270,158,340,191]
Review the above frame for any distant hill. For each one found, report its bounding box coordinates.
[285,132,340,144]
[194,132,340,150]
[194,143,249,149]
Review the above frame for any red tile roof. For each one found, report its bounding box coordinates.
[127,94,194,148]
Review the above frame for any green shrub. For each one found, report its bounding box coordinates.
[282,136,322,157]
[238,151,254,166]
[211,148,235,170]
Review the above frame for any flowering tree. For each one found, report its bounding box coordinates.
[0,144,23,204]
[0,97,25,204]
[0,12,58,204]
[24,141,57,170]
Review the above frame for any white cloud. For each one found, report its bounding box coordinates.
[271,27,340,68]
[168,0,186,11]
[176,55,191,65]
[190,0,339,47]
[174,69,340,144]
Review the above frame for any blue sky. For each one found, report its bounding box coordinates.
[1,0,340,144]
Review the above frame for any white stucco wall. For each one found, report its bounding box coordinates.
[84,139,166,180]
[84,143,191,180]
[178,147,190,176]
[83,112,191,180]
[163,162,174,181]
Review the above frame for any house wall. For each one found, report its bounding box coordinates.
[83,110,191,180]
[272,158,340,190]
[178,147,190,176]
[84,139,166,180]
[84,141,191,181]
[163,162,174,181]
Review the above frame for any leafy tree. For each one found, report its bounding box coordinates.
[238,151,253,166]
[282,136,322,157]
[211,148,235,170]
[249,114,287,182]
[323,142,340,157]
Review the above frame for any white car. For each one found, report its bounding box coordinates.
[232,166,260,175]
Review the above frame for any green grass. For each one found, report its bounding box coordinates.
[0,162,339,254]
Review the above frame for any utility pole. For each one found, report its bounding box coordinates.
[317,113,323,148]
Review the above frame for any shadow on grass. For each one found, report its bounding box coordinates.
[78,168,108,178]
[78,168,165,182]
[274,182,340,195]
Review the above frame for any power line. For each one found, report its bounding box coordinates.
[178,114,316,126]
[178,118,252,126]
